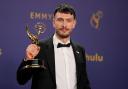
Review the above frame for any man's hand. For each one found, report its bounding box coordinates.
[26,44,40,60]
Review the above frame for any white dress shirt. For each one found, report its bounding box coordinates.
[53,34,77,89]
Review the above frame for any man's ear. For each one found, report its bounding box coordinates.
[73,20,77,29]
[52,17,55,27]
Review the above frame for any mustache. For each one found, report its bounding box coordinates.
[60,27,69,30]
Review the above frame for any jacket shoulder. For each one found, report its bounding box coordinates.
[38,37,53,47]
[72,41,85,50]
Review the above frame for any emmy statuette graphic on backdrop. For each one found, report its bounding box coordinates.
[24,22,46,69]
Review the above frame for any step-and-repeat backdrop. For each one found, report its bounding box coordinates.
[0,0,127,89]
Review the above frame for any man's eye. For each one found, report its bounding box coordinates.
[67,19,72,22]
[56,18,63,22]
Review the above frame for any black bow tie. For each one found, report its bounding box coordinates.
[57,43,71,48]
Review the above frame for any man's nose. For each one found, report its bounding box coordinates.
[62,20,67,27]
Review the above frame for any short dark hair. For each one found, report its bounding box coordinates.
[53,3,76,19]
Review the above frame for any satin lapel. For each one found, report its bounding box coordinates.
[71,42,81,83]
[45,38,56,83]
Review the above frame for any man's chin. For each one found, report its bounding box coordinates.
[59,34,70,38]
[56,31,70,38]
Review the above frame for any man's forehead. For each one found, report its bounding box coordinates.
[54,12,74,19]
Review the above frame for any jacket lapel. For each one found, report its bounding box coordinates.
[45,38,56,84]
[71,42,81,83]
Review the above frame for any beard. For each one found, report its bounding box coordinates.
[56,27,71,38]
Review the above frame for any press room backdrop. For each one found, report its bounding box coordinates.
[0,0,127,89]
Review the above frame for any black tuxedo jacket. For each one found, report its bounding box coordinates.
[17,37,91,89]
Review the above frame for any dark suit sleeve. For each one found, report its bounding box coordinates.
[17,60,34,85]
[81,47,91,89]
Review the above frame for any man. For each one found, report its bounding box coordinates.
[17,3,91,89]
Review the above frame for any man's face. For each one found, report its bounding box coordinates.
[53,12,76,38]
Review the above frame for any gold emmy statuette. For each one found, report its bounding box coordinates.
[24,22,46,69]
